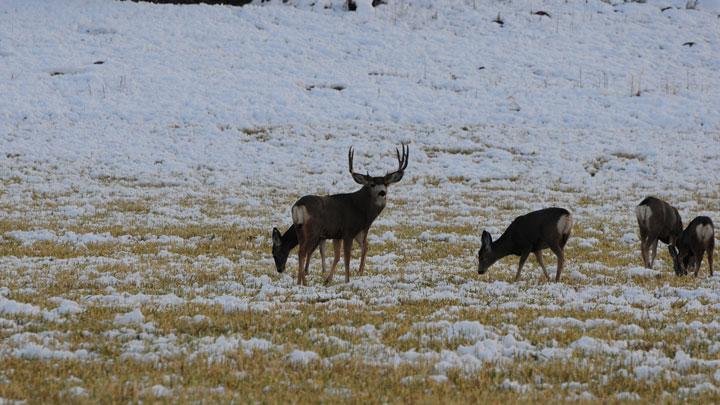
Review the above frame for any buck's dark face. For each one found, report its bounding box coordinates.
[477,230,494,274]
[352,172,404,208]
[367,176,389,207]
[272,227,288,273]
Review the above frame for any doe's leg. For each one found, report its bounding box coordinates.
[638,226,650,269]
[302,243,319,286]
[693,253,703,277]
[318,240,327,275]
[297,246,306,286]
[550,245,566,282]
[640,238,650,269]
[649,239,659,269]
[514,252,530,281]
[708,246,714,277]
[534,251,550,281]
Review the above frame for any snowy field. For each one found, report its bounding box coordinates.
[1,0,720,402]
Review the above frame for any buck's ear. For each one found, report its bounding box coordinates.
[384,170,404,184]
[272,228,281,245]
[481,230,492,248]
[351,172,371,185]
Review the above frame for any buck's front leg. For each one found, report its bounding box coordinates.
[355,230,368,275]
[343,237,354,283]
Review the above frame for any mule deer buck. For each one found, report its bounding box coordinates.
[635,196,683,269]
[273,144,409,286]
[477,208,573,282]
[669,216,714,277]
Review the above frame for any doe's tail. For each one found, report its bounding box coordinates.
[292,205,308,231]
[635,204,652,228]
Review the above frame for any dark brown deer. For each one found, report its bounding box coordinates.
[635,196,683,269]
[275,144,409,286]
[272,225,328,274]
[669,216,714,277]
[477,208,573,282]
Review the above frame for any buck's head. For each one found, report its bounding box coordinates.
[272,227,289,273]
[478,230,496,274]
[348,144,409,208]
[668,244,691,276]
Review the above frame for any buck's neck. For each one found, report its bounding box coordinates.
[353,186,385,225]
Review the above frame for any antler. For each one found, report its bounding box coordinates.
[348,146,355,175]
[394,143,409,172]
[385,143,409,184]
[350,144,409,185]
[349,147,371,185]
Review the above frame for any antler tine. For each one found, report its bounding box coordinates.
[402,143,409,170]
[348,146,355,174]
[395,143,409,171]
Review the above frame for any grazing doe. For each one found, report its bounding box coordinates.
[272,225,329,274]
[669,216,714,277]
[477,208,573,282]
[273,145,409,286]
[635,196,683,269]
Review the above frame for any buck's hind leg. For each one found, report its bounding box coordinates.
[325,240,343,285]
[343,237,354,283]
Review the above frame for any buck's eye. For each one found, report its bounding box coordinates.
[378,191,386,197]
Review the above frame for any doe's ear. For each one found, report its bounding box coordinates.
[272,228,282,245]
[481,230,492,248]
[351,172,371,185]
